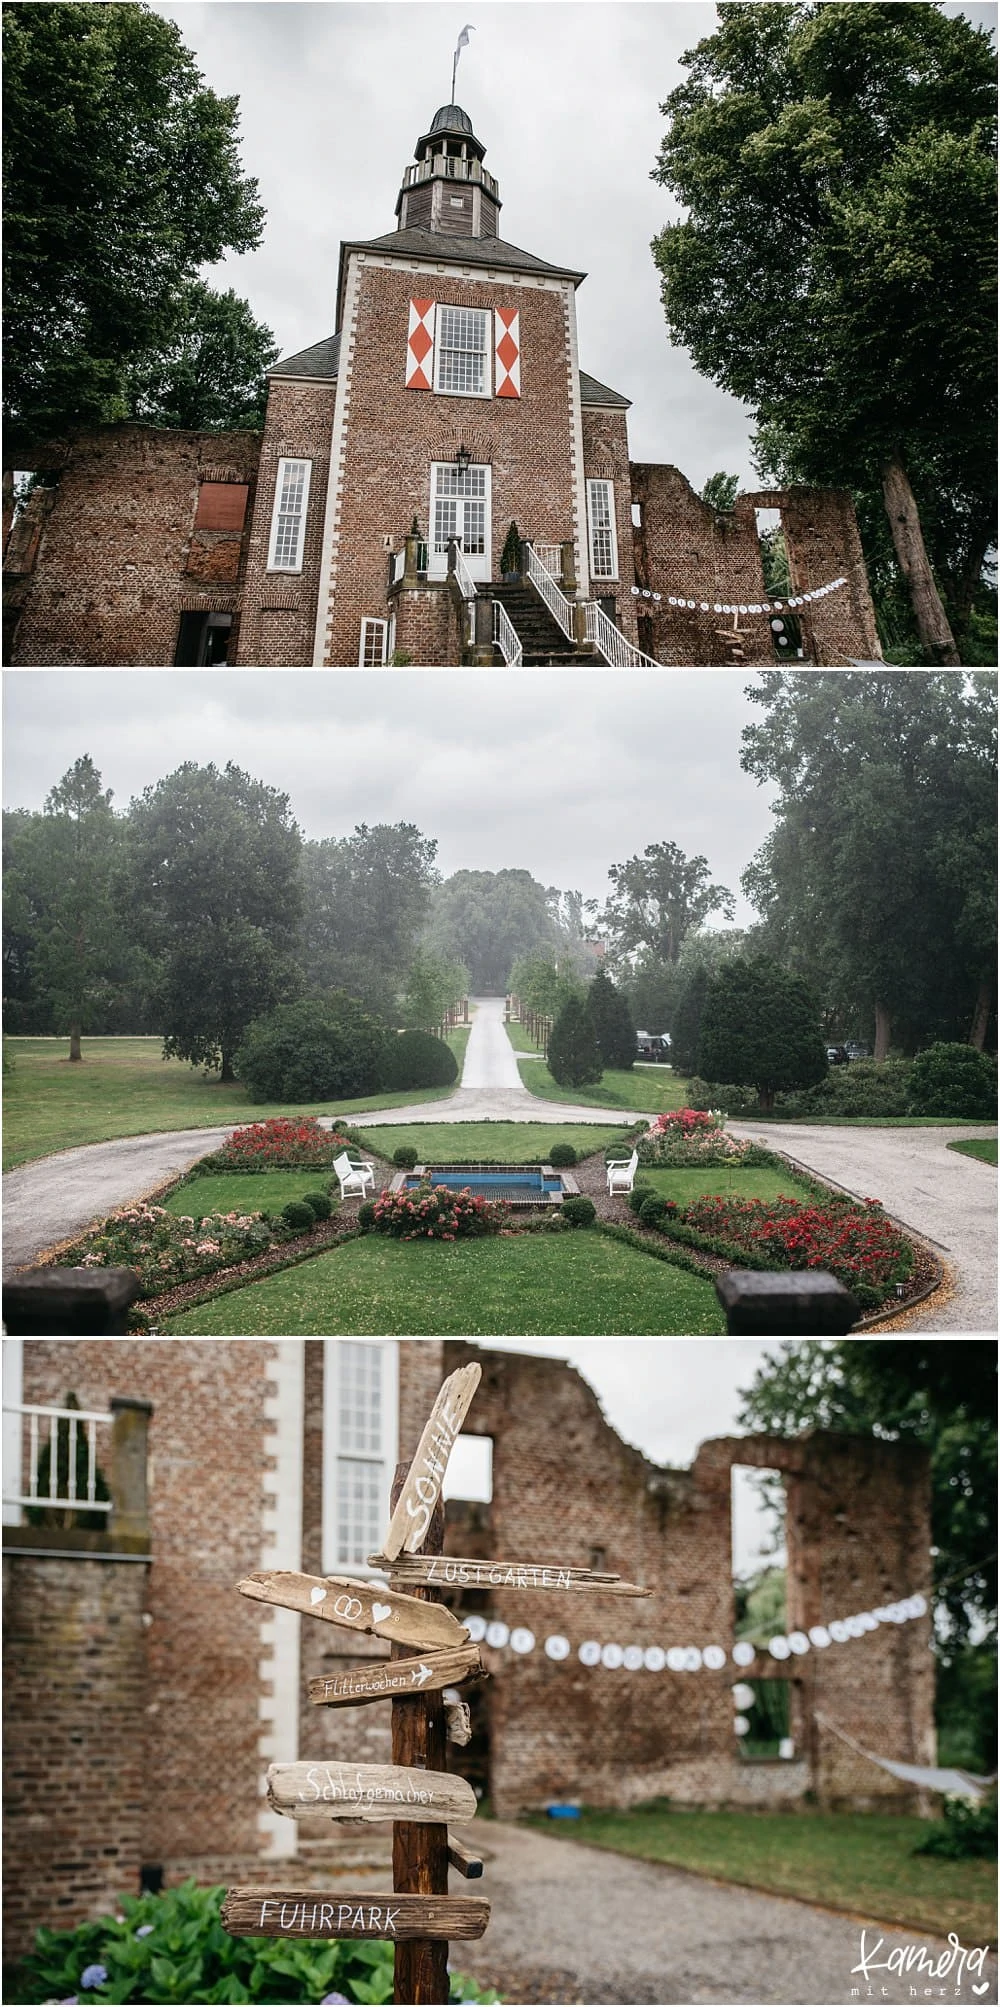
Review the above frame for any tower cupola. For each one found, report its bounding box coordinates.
[395,104,501,238]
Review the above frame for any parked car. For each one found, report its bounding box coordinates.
[826,1045,850,1065]
[636,1031,671,1063]
[845,1042,871,1060]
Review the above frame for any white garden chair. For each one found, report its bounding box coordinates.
[333,1150,375,1201]
[606,1147,639,1194]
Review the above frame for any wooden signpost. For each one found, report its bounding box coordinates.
[224,1357,650,2004]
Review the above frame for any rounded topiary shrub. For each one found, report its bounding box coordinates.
[301,1190,333,1221]
[638,1193,670,1227]
[908,1042,997,1118]
[282,1199,317,1231]
[392,1144,420,1168]
[627,1182,655,1215]
[234,994,388,1102]
[380,1030,459,1092]
[357,1200,377,1232]
[561,1195,596,1228]
[549,1142,578,1167]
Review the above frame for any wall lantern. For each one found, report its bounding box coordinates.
[454,443,472,473]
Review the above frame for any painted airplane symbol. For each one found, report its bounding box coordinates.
[411,1663,433,1686]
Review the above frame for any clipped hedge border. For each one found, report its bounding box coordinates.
[597,1219,721,1282]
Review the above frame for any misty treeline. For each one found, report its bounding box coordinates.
[3,672,995,1075]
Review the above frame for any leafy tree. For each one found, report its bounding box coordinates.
[399,949,468,1032]
[3,1,265,444]
[622,955,678,1039]
[300,824,439,1012]
[117,281,277,432]
[740,671,998,1055]
[738,1341,997,1722]
[508,953,583,1018]
[652,2,997,663]
[669,963,710,1076]
[234,993,387,1102]
[3,756,130,1059]
[698,954,827,1110]
[587,966,636,1070]
[701,471,740,513]
[546,994,603,1090]
[128,762,302,1080]
[599,841,734,969]
[424,869,563,993]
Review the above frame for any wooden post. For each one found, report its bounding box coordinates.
[715,1270,859,1335]
[389,1465,450,2006]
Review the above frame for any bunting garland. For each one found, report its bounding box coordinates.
[461,1593,927,1671]
[630,574,849,613]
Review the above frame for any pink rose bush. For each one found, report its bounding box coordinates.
[638,1108,750,1167]
[62,1203,297,1297]
[370,1183,508,1241]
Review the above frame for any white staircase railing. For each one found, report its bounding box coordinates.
[525,544,575,643]
[583,601,660,667]
[534,544,563,580]
[449,541,477,604]
[493,598,523,666]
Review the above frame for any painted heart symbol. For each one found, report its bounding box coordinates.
[372,1602,393,1626]
[971,1985,988,1997]
[309,1587,327,1606]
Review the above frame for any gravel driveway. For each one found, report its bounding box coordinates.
[455,1821,998,2005]
[730,1120,998,1333]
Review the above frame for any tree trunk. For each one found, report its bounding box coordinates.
[757,1085,775,1112]
[220,1050,235,1082]
[881,456,960,665]
[969,975,994,1052]
[874,1001,892,1062]
[69,1024,82,1063]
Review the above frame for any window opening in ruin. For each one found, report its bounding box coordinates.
[322,1339,398,1576]
[590,1545,606,1572]
[734,1676,793,1762]
[755,506,804,659]
[598,594,617,626]
[443,1434,493,1504]
[732,1460,787,1647]
[173,611,232,666]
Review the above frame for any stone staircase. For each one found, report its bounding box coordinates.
[482,580,595,666]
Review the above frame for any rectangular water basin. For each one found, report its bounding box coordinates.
[389,1163,578,1208]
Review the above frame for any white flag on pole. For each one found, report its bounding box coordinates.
[455,23,475,61]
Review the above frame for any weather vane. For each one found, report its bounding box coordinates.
[452,23,475,102]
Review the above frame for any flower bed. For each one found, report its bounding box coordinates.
[196,1116,346,1172]
[676,1194,913,1309]
[370,1182,508,1241]
[61,1202,301,1297]
[637,1108,753,1167]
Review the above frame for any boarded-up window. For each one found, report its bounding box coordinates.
[194,483,248,531]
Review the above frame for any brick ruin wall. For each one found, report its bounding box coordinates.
[236,377,338,666]
[581,405,640,648]
[4,428,261,666]
[631,464,882,666]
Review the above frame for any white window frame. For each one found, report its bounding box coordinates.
[359,617,389,667]
[428,461,492,582]
[434,304,491,399]
[322,1341,399,1579]
[267,457,312,573]
[587,479,619,580]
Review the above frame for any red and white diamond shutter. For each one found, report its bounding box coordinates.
[406,299,435,390]
[494,307,521,397]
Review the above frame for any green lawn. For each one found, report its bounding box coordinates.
[163,1171,336,1219]
[160,1230,725,1335]
[524,1804,997,1944]
[353,1121,634,1162]
[2,1037,462,1170]
[517,1055,687,1114]
[947,1136,998,1164]
[638,1164,815,1205]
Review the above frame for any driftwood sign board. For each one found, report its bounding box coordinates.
[308,1643,484,1709]
[380,1363,482,1560]
[267,1759,478,1825]
[238,1569,468,1652]
[377,1554,651,1597]
[222,1889,489,1941]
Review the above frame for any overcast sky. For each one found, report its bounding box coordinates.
[148,1,996,493]
[3,666,781,922]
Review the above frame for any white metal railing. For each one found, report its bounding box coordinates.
[493,597,523,666]
[534,544,563,580]
[584,601,660,667]
[525,544,575,642]
[3,1403,113,1513]
[450,542,477,603]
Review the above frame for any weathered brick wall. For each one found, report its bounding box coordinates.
[631,465,882,666]
[16,1342,272,1876]
[236,378,338,665]
[4,428,260,666]
[581,406,639,647]
[320,263,582,666]
[391,584,459,665]
[2,1552,148,1961]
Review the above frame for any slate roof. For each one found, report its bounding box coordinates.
[579,370,631,409]
[341,227,587,289]
[267,332,341,379]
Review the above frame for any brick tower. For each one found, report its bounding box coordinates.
[236,103,638,668]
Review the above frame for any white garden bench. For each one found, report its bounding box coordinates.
[333,1150,375,1201]
[606,1148,639,1194]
